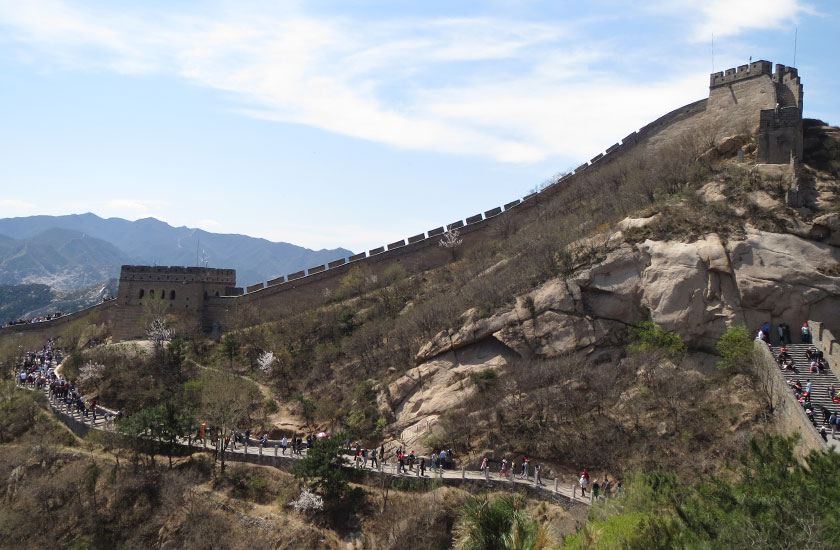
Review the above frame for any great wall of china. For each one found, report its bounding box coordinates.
[1,61,804,342]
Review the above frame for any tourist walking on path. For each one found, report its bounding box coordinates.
[580,469,590,497]
[535,464,543,485]
[480,457,488,474]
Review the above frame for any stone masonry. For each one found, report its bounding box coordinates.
[0,61,806,342]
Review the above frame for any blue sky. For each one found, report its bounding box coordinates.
[0,0,837,253]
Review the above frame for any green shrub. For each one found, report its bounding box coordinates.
[264,397,279,415]
[469,368,499,391]
[629,321,686,358]
[248,476,269,502]
[716,325,755,371]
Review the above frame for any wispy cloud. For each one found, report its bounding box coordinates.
[197,218,221,230]
[103,199,171,211]
[649,0,813,42]
[0,199,36,210]
[0,1,812,163]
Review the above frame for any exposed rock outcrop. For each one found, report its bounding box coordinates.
[416,226,840,364]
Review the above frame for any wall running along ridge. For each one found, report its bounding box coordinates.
[754,340,828,458]
[0,61,804,341]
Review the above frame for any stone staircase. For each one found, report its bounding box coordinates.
[771,344,840,436]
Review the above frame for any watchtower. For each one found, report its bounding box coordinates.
[113,265,238,339]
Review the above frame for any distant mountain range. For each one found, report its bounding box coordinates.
[1,280,118,323]
[0,213,352,292]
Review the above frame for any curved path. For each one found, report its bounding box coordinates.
[14,379,591,507]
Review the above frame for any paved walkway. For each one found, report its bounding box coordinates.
[15,380,592,506]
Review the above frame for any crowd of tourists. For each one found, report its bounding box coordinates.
[764,320,840,443]
[577,468,622,500]
[5,311,64,327]
[14,341,121,423]
[12,342,613,502]
[755,320,811,345]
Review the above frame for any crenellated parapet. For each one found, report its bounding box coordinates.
[710,60,772,88]
[119,265,236,285]
[6,58,806,341]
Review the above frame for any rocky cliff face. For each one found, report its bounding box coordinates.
[387,166,840,450]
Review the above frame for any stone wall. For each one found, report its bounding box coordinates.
[809,320,840,370]
[113,265,240,341]
[0,61,806,342]
[0,300,117,343]
[759,107,803,163]
[754,341,827,458]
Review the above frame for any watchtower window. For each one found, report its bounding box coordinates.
[215,291,220,297]
[150,289,155,298]
[138,289,144,299]
[161,289,165,299]
[170,290,176,300]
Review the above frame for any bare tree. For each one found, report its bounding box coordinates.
[200,370,255,474]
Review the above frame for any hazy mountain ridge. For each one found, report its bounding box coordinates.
[0,279,118,322]
[0,228,128,290]
[0,213,353,289]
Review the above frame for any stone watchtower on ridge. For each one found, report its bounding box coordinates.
[113,265,239,340]
[708,60,803,163]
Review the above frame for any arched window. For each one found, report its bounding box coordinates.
[170,290,176,300]
[204,291,208,298]
[215,291,220,297]
[138,289,144,299]
[150,289,155,298]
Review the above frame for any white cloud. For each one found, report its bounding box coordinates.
[0,199,36,210]
[651,0,813,42]
[103,199,171,211]
[0,1,813,164]
[197,218,221,229]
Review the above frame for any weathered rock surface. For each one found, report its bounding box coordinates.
[389,339,510,450]
[416,227,840,363]
[395,221,840,452]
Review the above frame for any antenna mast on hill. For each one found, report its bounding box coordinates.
[793,27,798,66]
[711,33,715,73]
[196,236,200,267]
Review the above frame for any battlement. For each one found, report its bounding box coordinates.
[119,265,236,285]
[773,63,799,83]
[14,58,798,342]
[710,60,772,88]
